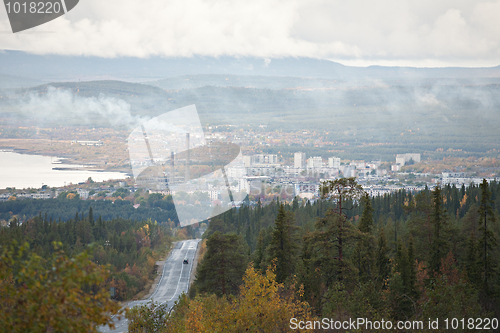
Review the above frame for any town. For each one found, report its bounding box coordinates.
[1,147,497,208]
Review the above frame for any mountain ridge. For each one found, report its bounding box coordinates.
[1,50,499,84]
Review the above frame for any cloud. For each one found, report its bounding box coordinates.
[14,87,149,128]
[0,0,499,66]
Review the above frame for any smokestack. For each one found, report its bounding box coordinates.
[170,151,175,186]
[185,133,190,181]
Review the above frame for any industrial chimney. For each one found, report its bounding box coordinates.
[185,133,190,181]
[170,151,175,186]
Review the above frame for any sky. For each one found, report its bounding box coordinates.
[0,0,499,68]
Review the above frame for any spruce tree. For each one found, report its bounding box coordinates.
[376,228,390,286]
[254,230,266,271]
[477,179,497,294]
[194,232,248,296]
[267,204,299,283]
[389,240,417,319]
[407,237,418,300]
[358,194,374,233]
[88,206,94,226]
[465,233,480,283]
[355,194,375,282]
[430,185,447,274]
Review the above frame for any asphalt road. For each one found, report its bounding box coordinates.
[101,239,201,333]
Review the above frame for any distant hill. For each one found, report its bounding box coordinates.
[147,74,500,90]
[1,80,173,122]
[1,50,500,83]
[24,80,168,98]
[147,74,344,90]
[1,76,500,161]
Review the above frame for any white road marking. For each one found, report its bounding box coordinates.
[100,239,200,333]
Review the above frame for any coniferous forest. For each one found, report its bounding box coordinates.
[129,178,500,332]
[2,178,500,332]
[0,209,172,302]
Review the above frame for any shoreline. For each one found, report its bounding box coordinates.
[0,146,133,175]
[0,150,132,190]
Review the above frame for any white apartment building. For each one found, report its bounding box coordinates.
[77,189,89,199]
[208,190,219,201]
[226,166,247,179]
[342,165,357,178]
[252,154,278,165]
[294,183,320,197]
[328,157,341,169]
[307,156,323,169]
[243,156,252,168]
[396,153,421,166]
[294,152,306,169]
[244,154,279,167]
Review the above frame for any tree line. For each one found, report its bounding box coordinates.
[0,193,178,224]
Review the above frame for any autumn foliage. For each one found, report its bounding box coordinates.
[127,264,317,332]
[0,242,122,332]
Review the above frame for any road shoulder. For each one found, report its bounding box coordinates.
[140,241,178,300]
[189,239,203,286]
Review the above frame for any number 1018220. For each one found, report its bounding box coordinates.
[5,2,63,14]
[443,318,498,330]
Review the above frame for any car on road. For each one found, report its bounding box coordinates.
[183,259,189,264]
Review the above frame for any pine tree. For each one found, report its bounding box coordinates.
[389,240,417,319]
[245,224,252,251]
[465,233,480,283]
[97,215,105,240]
[376,228,390,286]
[194,232,248,296]
[321,177,365,216]
[355,194,375,282]
[358,194,374,233]
[88,206,94,226]
[267,204,299,283]
[319,177,365,267]
[308,209,357,287]
[430,185,447,274]
[407,189,433,260]
[396,241,409,287]
[407,237,418,300]
[254,230,266,271]
[477,179,497,294]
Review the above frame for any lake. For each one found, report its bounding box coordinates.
[0,151,129,189]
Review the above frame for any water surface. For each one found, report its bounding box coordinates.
[0,151,128,189]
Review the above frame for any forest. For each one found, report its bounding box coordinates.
[1,178,500,331]
[0,193,178,224]
[129,178,500,332]
[0,207,173,302]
